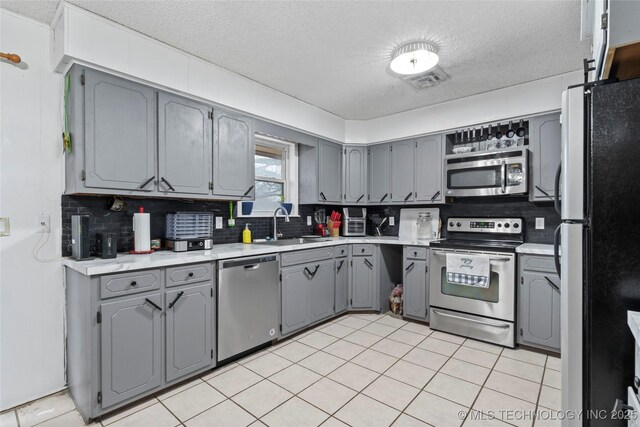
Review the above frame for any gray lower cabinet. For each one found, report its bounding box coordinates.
[350,245,378,310]
[343,145,367,204]
[158,93,212,195]
[368,144,390,204]
[309,261,336,323]
[402,247,429,321]
[518,255,561,352]
[318,140,343,203]
[390,139,415,203]
[529,113,561,201]
[335,257,349,314]
[414,136,443,203]
[212,109,255,198]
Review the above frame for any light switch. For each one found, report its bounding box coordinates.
[535,217,545,229]
[215,216,223,229]
[307,216,312,226]
[389,216,395,226]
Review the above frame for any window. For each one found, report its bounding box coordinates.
[239,135,298,217]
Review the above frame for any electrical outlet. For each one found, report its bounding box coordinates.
[215,216,223,229]
[535,217,545,230]
[37,214,50,233]
[307,216,312,226]
[389,216,395,226]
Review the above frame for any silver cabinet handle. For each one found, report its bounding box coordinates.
[500,161,506,194]
[432,309,510,328]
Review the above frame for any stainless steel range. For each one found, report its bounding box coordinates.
[429,217,523,347]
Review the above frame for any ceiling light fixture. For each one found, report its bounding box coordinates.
[390,41,439,75]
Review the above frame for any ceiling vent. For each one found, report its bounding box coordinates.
[399,66,450,90]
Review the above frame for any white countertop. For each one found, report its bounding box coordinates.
[63,236,432,276]
[515,243,555,256]
[629,311,640,345]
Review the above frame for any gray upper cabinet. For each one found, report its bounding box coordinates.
[83,69,157,192]
[390,140,415,203]
[403,248,429,321]
[309,260,335,323]
[165,283,213,382]
[280,265,312,335]
[100,294,162,408]
[212,109,255,199]
[414,136,443,203]
[529,113,561,201]
[318,140,343,203]
[343,146,368,204]
[368,144,390,204]
[335,257,348,314]
[158,93,212,195]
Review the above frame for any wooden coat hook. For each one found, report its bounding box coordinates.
[0,52,22,64]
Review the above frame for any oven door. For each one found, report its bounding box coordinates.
[445,150,528,197]
[429,248,516,321]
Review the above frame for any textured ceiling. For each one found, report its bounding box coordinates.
[1,0,591,120]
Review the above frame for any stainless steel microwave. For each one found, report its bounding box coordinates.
[444,147,529,197]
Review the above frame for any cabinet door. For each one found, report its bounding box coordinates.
[309,260,335,323]
[165,283,213,382]
[519,272,561,350]
[351,256,375,309]
[318,140,343,203]
[100,294,162,408]
[335,258,349,314]
[84,69,156,192]
[281,266,311,335]
[158,93,212,195]
[368,144,390,203]
[414,136,443,203]
[403,259,428,320]
[344,146,367,204]
[212,110,255,198]
[530,114,561,201]
[390,140,415,203]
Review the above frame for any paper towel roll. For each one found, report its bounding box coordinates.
[133,207,150,252]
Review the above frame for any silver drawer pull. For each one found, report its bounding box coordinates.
[432,309,510,329]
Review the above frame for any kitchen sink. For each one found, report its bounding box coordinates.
[253,237,333,246]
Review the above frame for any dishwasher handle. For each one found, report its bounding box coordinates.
[243,264,260,270]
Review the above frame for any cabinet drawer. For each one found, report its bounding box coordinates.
[405,246,427,260]
[100,269,161,299]
[352,244,374,256]
[335,246,348,258]
[166,263,213,287]
[281,247,335,267]
[520,255,557,273]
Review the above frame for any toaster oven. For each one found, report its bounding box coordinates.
[342,208,367,236]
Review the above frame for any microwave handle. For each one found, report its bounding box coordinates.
[500,160,506,193]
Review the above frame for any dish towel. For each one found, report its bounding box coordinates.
[446,253,490,288]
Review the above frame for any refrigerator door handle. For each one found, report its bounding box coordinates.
[554,225,562,278]
[554,163,562,216]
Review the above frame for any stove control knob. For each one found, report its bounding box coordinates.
[456,222,461,227]
[513,223,520,229]
[504,223,510,228]
[497,223,502,227]
[449,222,454,227]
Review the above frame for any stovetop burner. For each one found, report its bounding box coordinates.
[429,238,522,252]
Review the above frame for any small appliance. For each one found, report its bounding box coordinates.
[166,238,214,252]
[71,214,91,260]
[165,212,215,252]
[95,232,117,259]
[342,207,366,236]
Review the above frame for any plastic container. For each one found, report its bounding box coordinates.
[242,224,252,244]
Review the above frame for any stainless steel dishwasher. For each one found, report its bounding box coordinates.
[217,255,279,362]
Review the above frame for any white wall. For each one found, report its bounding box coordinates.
[0,10,65,410]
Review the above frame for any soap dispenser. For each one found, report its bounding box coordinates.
[242,223,252,244]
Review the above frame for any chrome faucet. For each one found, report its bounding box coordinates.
[272,206,290,241]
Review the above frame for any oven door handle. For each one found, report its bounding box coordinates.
[430,251,511,263]
[500,160,507,194]
[432,309,511,329]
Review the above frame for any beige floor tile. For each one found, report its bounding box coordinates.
[484,370,541,403]
[321,417,350,427]
[334,394,400,427]
[343,330,383,347]
[363,375,420,411]
[440,358,491,386]
[494,356,545,383]
[35,410,94,427]
[243,352,293,377]
[351,348,398,373]
[323,339,367,360]
[157,378,203,400]
[462,410,513,426]
[231,380,293,418]
[402,347,449,370]
[262,397,329,427]
[271,341,317,363]
[546,356,561,372]
[351,313,387,322]
[0,411,18,427]
[201,362,237,381]
[538,385,561,411]
[383,359,436,389]
[298,351,346,376]
[327,362,380,391]
[361,321,398,337]
[371,337,414,358]
[430,331,466,344]
[502,348,547,367]
[418,336,461,356]
[268,364,322,394]
[298,331,339,349]
[375,315,408,328]
[101,397,159,425]
[185,400,255,427]
[534,407,562,427]
[388,329,427,346]
[452,346,499,369]
[425,373,482,407]
[237,348,271,365]
[337,316,372,329]
[543,368,561,389]
[405,391,466,427]
[392,413,431,426]
[462,339,504,355]
[207,365,263,397]
[299,378,357,414]
[108,403,179,427]
[401,322,432,336]
[321,323,358,338]
[16,391,76,427]
[162,382,226,421]
[472,389,535,427]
